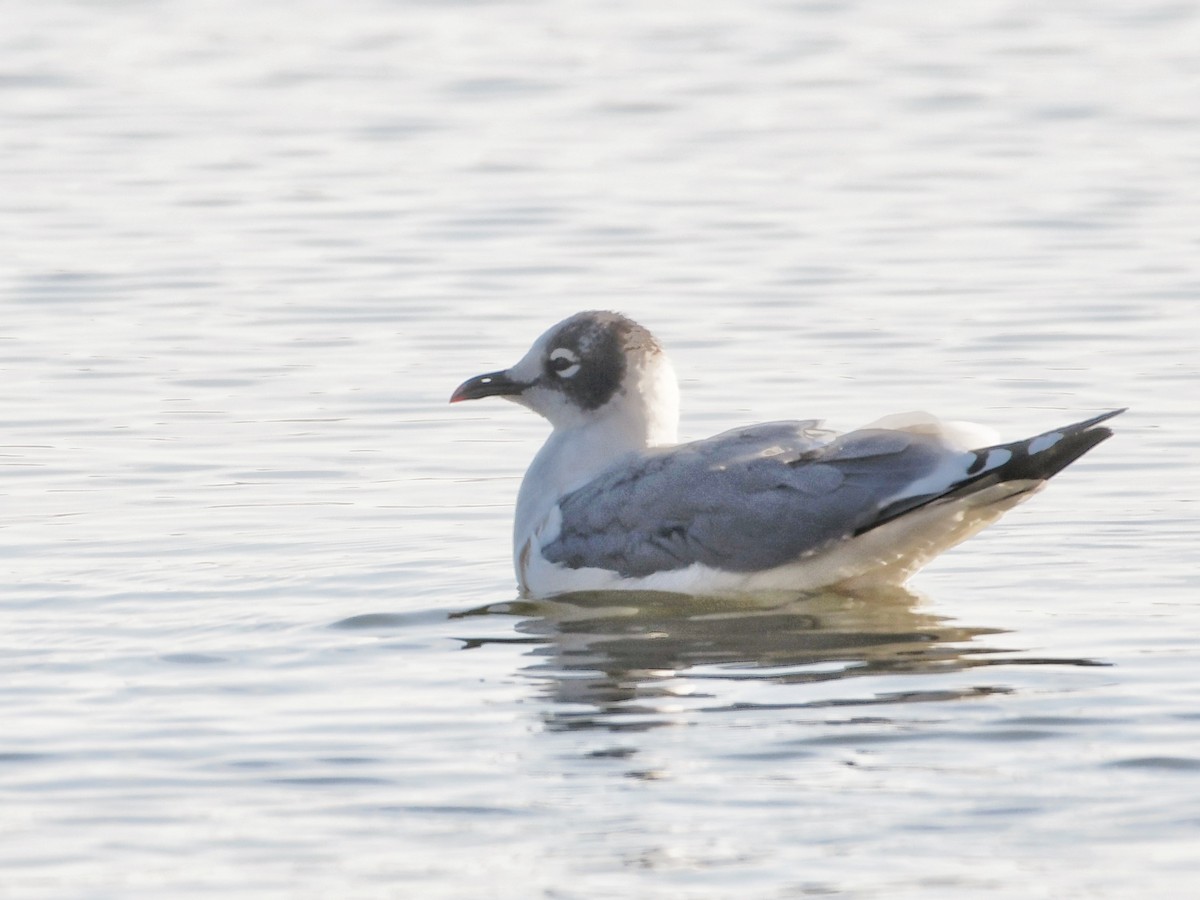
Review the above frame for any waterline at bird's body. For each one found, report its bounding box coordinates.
[451,311,1122,598]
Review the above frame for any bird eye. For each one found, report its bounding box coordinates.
[548,347,581,378]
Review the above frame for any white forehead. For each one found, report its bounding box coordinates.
[507,324,555,382]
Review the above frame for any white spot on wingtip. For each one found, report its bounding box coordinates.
[987,448,1012,468]
[1028,432,1064,455]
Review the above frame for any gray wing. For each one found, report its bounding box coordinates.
[542,421,950,577]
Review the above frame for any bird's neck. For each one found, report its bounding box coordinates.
[515,405,666,532]
[514,360,680,568]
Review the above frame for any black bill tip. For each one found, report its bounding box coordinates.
[449,370,525,403]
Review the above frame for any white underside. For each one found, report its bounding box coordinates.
[519,480,1044,598]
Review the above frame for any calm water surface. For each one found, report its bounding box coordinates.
[3,1,1199,897]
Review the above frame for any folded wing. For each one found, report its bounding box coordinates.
[542,411,1121,578]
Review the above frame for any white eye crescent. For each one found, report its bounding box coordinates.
[549,347,581,378]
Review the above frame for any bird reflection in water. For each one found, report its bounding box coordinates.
[453,586,1104,732]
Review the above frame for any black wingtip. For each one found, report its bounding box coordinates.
[1070,408,1127,431]
[989,408,1125,483]
[860,409,1125,536]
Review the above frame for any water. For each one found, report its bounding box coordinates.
[3,1,1199,897]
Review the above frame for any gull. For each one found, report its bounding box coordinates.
[450,311,1122,597]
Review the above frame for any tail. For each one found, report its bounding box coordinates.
[865,409,1124,531]
[964,408,1124,485]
